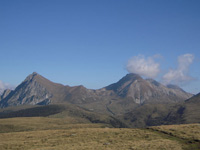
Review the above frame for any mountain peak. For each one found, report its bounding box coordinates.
[105,73,143,92]
[24,72,40,82]
[32,72,38,76]
[124,73,142,81]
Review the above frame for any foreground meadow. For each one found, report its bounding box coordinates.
[0,117,199,150]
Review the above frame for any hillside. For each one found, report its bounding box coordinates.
[0,104,127,128]
[122,93,200,128]
[0,93,199,128]
[0,117,199,150]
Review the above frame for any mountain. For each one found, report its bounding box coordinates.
[0,81,15,96]
[0,72,54,107]
[0,72,192,110]
[77,73,193,116]
[0,72,114,108]
[0,89,13,100]
[180,92,200,123]
[185,92,200,103]
[0,72,199,128]
[105,73,192,104]
[122,93,200,128]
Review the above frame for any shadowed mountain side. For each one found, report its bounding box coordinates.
[122,93,200,128]
[0,104,127,128]
[76,97,140,116]
[181,93,200,123]
[161,93,200,125]
[185,92,200,103]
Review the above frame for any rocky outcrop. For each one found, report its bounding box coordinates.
[0,73,52,108]
[0,72,112,108]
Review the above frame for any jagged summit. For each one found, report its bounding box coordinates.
[122,73,143,81]
[24,72,40,81]
[32,72,38,75]
[28,72,39,77]
[105,73,143,91]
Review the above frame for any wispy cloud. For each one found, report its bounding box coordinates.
[126,55,160,78]
[0,80,14,94]
[162,54,195,85]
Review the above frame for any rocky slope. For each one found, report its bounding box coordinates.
[0,72,113,108]
[105,73,192,104]
[0,72,192,110]
[0,89,13,101]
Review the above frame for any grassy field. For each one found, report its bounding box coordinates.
[0,117,199,150]
[150,124,200,142]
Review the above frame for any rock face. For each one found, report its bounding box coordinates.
[0,72,111,108]
[105,73,193,104]
[0,73,53,107]
[0,89,13,100]
[0,72,193,108]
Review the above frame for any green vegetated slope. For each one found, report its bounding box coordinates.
[0,104,127,128]
[121,94,200,128]
[0,117,199,150]
[0,95,200,129]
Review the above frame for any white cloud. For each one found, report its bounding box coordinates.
[126,55,160,78]
[0,80,14,95]
[162,54,194,85]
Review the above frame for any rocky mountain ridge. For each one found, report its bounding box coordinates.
[0,72,199,128]
[0,72,192,110]
[105,73,192,104]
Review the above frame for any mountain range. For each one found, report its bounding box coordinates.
[0,72,199,127]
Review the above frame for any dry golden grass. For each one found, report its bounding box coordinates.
[0,128,182,150]
[0,117,199,150]
[150,124,200,141]
[0,117,106,133]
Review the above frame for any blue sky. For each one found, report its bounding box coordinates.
[0,0,200,94]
